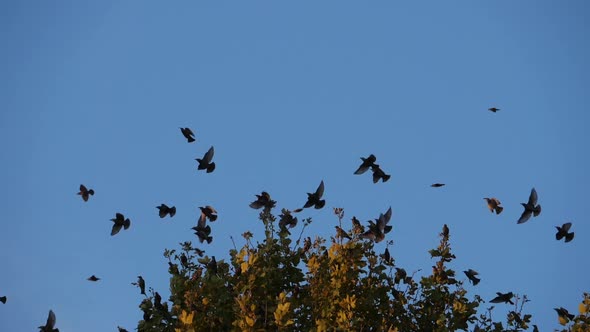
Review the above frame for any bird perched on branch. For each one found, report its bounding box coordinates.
[517,188,541,224]
[554,307,575,325]
[77,184,94,202]
[180,127,196,143]
[484,198,503,215]
[555,222,574,243]
[196,146,215,173]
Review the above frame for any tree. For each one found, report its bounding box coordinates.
[135,202,588,331]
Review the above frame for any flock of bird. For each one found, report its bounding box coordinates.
[0,108,578,330]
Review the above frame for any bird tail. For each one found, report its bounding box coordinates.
[565,232,574,243]
[187,136,195,143]
[382,174,391,182]
[169,207,176,217]
[207,163,216,173]
[123,219,131,230]
[495,206,504,215]
[533,205,541,217]
[473,277,481,286]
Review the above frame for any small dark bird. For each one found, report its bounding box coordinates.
[278,209,298,230]
[488,107,500,113]
[110,213,131,236]
[192,224,212,244]
[354,154,377,175]
[442,224,449,237]
[208,256,218,275]
[484,198,503,215]
[180,253,189,268]
[303,180,325,209]
[118,327,129,332]
[431,183,445,188]
[154,292,163,309]
[38,310,59,332]
[554,307,575,325]
[0,296,6,304]
[156,204,176,218]
[77,184,94,202]
[199,206,218,222]
[490,292,514,304]
[87,275,100,282]
[555,222,575,243]
[517,188,541,224]
[532,325,539,332]
[335,226,352,240]
[196,146,215,173]
[250,191,276,210]
[137,276,146,295]
[180,127,196,143]
[371,164,391,183]
[351,216,364,234]
[360,207,393,243]
[381,247,392,264]
[463,269,480,286]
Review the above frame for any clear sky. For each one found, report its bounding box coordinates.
[1,1,589,331]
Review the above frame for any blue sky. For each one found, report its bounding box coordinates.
[1,1,589,331]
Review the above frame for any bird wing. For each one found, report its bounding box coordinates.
[354,165,370,175]
[316,180,324,198]
[115,213,124,222]
[203,146,214,163]
[111,223,123,236]
[47,310,56,329]
[562,222,572,232]
[79,184,87,192]
[517,209,532,224]
[123,219,131,230]
[528,188,538,206]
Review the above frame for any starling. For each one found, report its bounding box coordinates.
[180,253,189,268]
[360,207,393,243]
[87,275,100,282]
[335,226,352,240]
[193,207,216,244]
[0,296,6,304]
[154,292,163,309]
[38,310,58,332]
[351,216,364,234]
[431,183,445,188]
[156,204,176,218]
[517,188,541,224]
[463,269,480,286]
[488,107,500,112]
[371,164,391,183]
[208,256,218,275]
[180,127,196,143]
[354,154,377,175]
[196,146,215,173]
[555,222,574,243]
[137,276,146,295]
[554,307,575,325]
[118,327,129,332]
[110,213,131,236]
[77,184,94,202]
[381,247,392,264]
[199,206,218,222]
[278,209,298,230]
[484,198,503,215]
[490,292,514,304]
[303,180,326,209]
[249,191,276,210]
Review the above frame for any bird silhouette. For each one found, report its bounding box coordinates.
[117,327,129,332]
[517,188,541,224]
[484,198,504,215]
[488,107,500,112]
[137,276,146,295]
[490,292,514,304]
[87,275,100,282]
[463,269,480,285]
[156,204,176,218]
[250,191,276,210]
[193,206,216,243]
[381,247,393,264]
[180,253,189,268]
[555,222,575,243]
[554,307,575,325]
[0,296,6,304]
[180,127,196,143]
[360,207,393,243]
[370,164,391,183]
[208,256,218,275]
[154,292,163,310]
[354,154,377,175]
[38,310,59,332]
[199,206,218,222]
[303,180,325,209]
[431,183,445,188]
[110,213,131,236]
[278,209,298,230]
[335,226,352,240]
[77,184,94,202]
[196,146,215,173]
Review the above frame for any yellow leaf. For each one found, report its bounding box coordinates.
[202,297,209,305]
[245,316,255,327]
[558,315,568,326]
[580,302,588,314]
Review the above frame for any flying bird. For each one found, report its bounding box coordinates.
[156,204,176,218]
[278,209,298,230]
[354,154,377,175]
[196,146,215,173]
[77,184,94,202]
[250,191,276,210]
[137,276,146,295]
[517,188,541,224]
[199,206,218,222]
[360,207,393,243]
[87,275,100,282]
[554,307,575,325]
[431,183,445,188]
[193,206,216,243]
[303,180,326,209]
[110,213,131,236]
[118,327,129,332]
[463,269,480,286]
[371,164,391,183]
[180,127,196,143]
[488,107,500,113]
[555,222,575,243]
[484,198,503,215]
[0,296,6,304]
[490,292,514,304]
[38,310,58,332]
